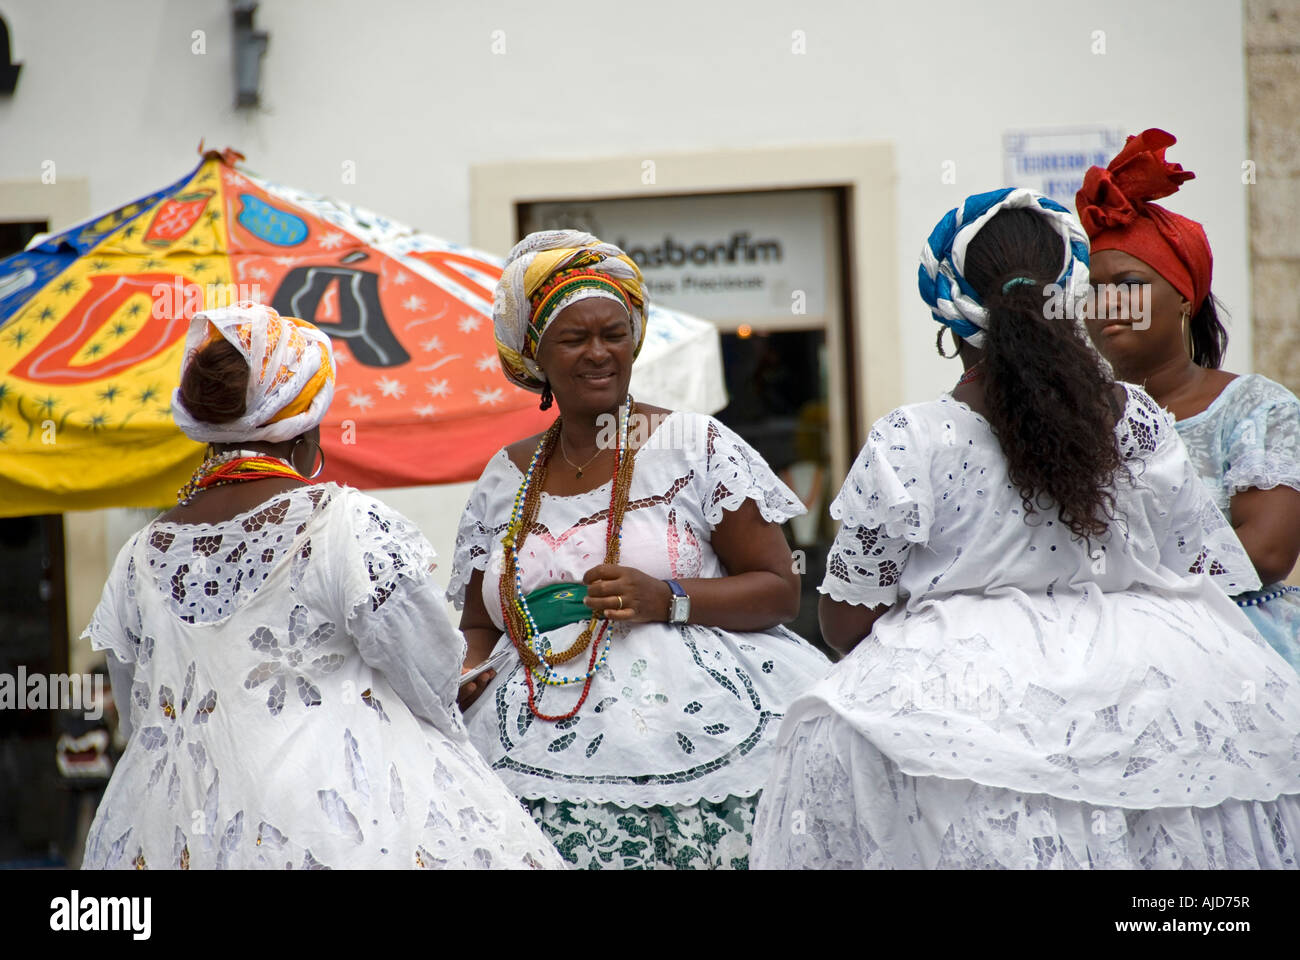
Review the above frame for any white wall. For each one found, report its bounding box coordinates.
[0,0,1253,393]
[2,0,1252,645]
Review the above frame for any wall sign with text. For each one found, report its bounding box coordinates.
[520,189,836,331]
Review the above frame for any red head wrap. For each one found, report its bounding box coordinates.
[1075,128,1213,313]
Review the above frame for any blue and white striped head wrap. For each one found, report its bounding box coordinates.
[918,188,1091,349]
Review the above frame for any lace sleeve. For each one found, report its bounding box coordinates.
[695,415,805,529]
[819,522,913,608]
[343,491,467,727]
[833,409,933,541]
[1122,387,1262,595]
[81,536,142,666]
[348,493,439,614]
[446,468,502,610]
[1223,380,1300,496]
[817,408,931,608]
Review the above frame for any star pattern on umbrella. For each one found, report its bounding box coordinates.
[474,387,504,406]
[420,335,443,353]
[375,376,405,399]
[424,379,451,398]
[457,315,482,333]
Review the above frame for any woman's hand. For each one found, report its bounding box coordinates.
[582,564,672,623]
[578,500,803,632]
[457,668,496,711]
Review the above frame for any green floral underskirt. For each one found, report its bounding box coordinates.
[522,793,758,870]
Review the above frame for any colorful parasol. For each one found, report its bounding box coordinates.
[0,150,724,518]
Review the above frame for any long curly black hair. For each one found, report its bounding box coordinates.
[961,208,1123,542]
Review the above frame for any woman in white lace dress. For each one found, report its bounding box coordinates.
[450,231,830,869]
[81,303,564,870]
[1078,128,1300,668]
[751,190,1300,870]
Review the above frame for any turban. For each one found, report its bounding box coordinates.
[918,188,1091,349]
[171,301,335,444]
[493,230,648,393]
[1075,128,1213,313]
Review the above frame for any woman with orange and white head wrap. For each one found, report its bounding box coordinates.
[82,302,565,870]
[450,230,829,870]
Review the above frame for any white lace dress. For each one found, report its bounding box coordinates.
[81,484,565,870]
[752,385,1300,869]
[1175,373,1300,669]
[448,412,831,868]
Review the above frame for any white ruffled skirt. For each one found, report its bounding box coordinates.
[752,711,1300,869]
[751,588,1300,870]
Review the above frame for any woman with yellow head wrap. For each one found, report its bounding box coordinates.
[81,302,564,870]
[493,230,648,406]
[451,230,829,870]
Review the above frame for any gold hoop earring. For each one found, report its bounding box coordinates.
[1181,311,1193,358]
[936,327,960,359]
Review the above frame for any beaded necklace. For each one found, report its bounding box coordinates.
[957,361,984,386]
[1238,584,1299,608]
[500,395,636,721]
[177,447,308,506]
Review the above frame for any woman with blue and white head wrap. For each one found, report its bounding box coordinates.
[752,189,1300,870]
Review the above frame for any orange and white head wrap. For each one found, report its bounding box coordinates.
[170,301,336,443]
[493,230,648,393]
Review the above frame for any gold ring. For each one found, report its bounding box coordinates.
[617,595,623,609]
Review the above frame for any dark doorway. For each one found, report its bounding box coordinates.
[0,218,76,867]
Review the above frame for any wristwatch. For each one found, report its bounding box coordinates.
[664,579,690,624]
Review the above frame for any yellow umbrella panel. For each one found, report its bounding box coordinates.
[0,160,231,515]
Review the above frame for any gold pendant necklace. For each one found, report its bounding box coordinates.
[559,433,604,478]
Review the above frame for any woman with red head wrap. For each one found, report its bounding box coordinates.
[1078,129,1300,668]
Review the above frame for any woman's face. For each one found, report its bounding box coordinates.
[1085,249,1191,374]
[535,298,635,417]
